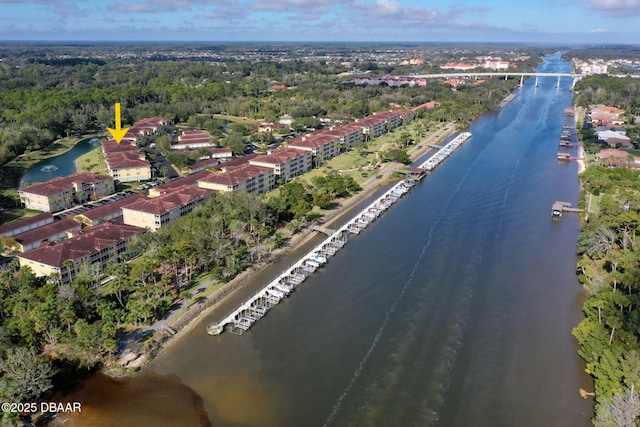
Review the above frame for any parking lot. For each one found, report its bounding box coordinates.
[54,191,138,219]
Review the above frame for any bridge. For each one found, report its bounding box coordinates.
[411,72,582,89]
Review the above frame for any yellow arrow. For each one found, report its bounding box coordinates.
[107,102,130,144]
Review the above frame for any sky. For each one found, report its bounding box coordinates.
[1,0,639,44]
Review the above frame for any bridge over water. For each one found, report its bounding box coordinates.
[411,72,582,89]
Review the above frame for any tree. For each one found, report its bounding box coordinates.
[0,347,56,402]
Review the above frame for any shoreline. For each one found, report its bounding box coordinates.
[10,133,102,187]
[123,122,458,372]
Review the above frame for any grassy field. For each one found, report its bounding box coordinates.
[76,146,108,175]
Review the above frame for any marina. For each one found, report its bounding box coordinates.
[207,132,473,335]
[417,131,472,171]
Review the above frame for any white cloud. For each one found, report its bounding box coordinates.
[583,0,640,16]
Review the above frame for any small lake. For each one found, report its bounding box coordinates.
[20,137,103,187]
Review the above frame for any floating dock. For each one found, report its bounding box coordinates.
[207,132,473,336]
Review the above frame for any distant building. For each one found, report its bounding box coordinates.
[17,222,144,283]
[171,130,216,150]
[121,117,172,145]
[19,172,115,212]
[440,62,477,70]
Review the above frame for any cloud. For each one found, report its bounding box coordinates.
[109,0,227,13]
[583,0,640,16]
[588,28,608,32]
[204,6,248,20]
[247,0,346,14]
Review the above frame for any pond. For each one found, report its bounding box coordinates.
[20,137,104,187]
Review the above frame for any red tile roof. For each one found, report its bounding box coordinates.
[0,213,54,237]
[150,170,215,195]
[102,139,139,153]
[18,223,145,268]
[74,194,144,222]
[122,185,210,215]
[20,172,113,196]
[13,218,81,247]
[198,164,271,187]
[106,151,151,170]
[250,148,309,166]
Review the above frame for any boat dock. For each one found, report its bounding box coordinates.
[207,132,473,336]
[552,201,584,217]
[417,132,472,171]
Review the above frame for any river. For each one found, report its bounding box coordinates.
[56,53,593,427]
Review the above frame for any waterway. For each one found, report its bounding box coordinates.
[19,137,102,186]
[56,53,593,426]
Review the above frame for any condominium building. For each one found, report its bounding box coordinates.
[19,172,115,212]
[196,164,275,194]
[248,148,313,183]
[17,222,144,283]
[122,185,210,231]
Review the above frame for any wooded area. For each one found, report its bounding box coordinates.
[574,81,640,427]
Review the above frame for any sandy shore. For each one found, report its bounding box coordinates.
[125,123,458,369]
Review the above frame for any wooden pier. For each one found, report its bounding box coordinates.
[552,201,584,218]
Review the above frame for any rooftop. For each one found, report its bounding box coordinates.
[20,172,113,196]
[123,185,210,215]
[18,222,145,268]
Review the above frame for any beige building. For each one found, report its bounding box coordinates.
[17,222,144,283]
[288,134,341,161]
[19,172,115,212]
[248,148,313,183]
[105,151,152,182]
[196,164,275,194]
[122,185,210,231]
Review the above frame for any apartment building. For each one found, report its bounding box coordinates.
[19,172,115,212]
[248,148,313,183]
[17,222,144,283]
[196,164,275,194]
[122,185,210,231]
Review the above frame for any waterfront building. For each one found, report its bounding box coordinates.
[248,148,313,183]
[196,164,275,194]
[102,138,152,182]
[17,222,144,283]
[122,185,210,231]
[19,172,115,212]
[288,134,341,161]
[315,125,364,150]
[105,151,152,182]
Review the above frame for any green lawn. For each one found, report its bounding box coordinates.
[76,146,108,175]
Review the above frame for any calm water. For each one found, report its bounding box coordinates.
[58,53,593,427]
[20,137,102,186]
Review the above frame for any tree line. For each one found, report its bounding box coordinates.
[574,166,640,426]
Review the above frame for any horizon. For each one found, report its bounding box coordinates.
[2,0,640,44]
